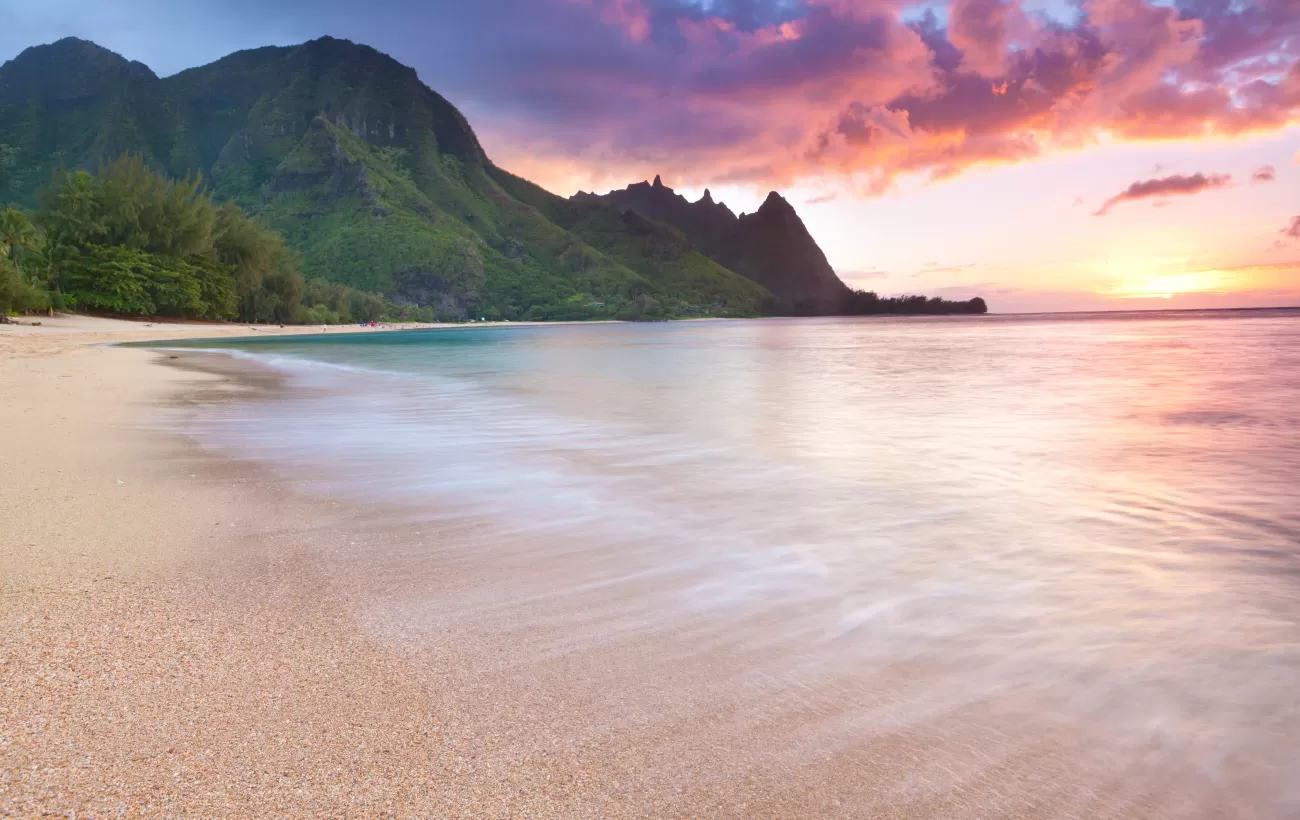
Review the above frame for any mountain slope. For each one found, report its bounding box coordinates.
[0,38,171,197]
[0,37,770,319]
[575,176,851,313]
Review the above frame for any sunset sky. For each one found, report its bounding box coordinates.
[4,0,1298,312]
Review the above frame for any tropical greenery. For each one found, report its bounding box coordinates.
[1,155,432,322]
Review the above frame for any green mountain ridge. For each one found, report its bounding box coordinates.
[0,36,773,320]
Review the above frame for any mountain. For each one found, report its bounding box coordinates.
[575,176,851,313]
[0,37,772,319]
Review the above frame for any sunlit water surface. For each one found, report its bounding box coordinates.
[159,311,1300,814]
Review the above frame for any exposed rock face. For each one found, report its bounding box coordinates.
[575,178,850,312]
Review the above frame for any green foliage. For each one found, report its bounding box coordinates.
[61,245,181,315]
[0,207,52,313]
[297,278,432,324]
[373,146,412,181]
[1,207,43,265]
[0,255,50,314]
[24,155,303,320]
[96,154,215,257]
[841,291,988,315]
[212,200,303,322]
[487,167,770,317]
[0,144,18,194]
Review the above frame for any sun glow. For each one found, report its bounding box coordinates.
[1101,269,1241,299]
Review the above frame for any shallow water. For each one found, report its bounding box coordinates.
[159,311,1300,815]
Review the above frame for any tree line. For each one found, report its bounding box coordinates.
[1,154,431,323]
[841,290,987,315]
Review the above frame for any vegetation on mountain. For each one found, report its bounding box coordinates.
[488,166,778,316]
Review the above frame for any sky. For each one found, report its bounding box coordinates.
[3,0,1298,312]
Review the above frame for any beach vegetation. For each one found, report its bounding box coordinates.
[1,155,427,322]
[0,207,51,315]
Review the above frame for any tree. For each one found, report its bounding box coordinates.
[0,255,49,315]
[0,208,43,266]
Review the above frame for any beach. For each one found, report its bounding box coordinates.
[4,312,1300,818]
[2,317,693,818]
[0,317,876,818]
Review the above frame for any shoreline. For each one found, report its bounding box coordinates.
[2,320,940,818]
[0,312,620,355]
[2,324,840,817]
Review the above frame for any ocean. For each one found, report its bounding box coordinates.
[153,310,1300,815]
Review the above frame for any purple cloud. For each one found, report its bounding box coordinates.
[1094,173,1232,216]
[1283,215,1300,240]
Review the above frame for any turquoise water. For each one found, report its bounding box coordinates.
[159,311,1300,813]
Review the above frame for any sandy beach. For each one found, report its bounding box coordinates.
[1,316,691,817]
[2,316,862,818]
[0,317,465,815]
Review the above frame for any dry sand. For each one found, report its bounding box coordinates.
[1,318,462,816]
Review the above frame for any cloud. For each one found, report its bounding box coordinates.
[1253,165,1276,182]
[1093,172,1231,215]
[948,0,1030,76]
[6,0,1300,196]
[807,192,838,204]
[1282,215,1300,241]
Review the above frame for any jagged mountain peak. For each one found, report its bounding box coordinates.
[574,178,849,309]
[759,191,790,210]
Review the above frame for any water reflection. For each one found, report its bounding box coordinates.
[165,310,1300,816]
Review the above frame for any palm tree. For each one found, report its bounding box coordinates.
[0,207,42,266]
[42,171,103,246]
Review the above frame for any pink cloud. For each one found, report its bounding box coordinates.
[948,0,1031,76]
[468,0,1300,194]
